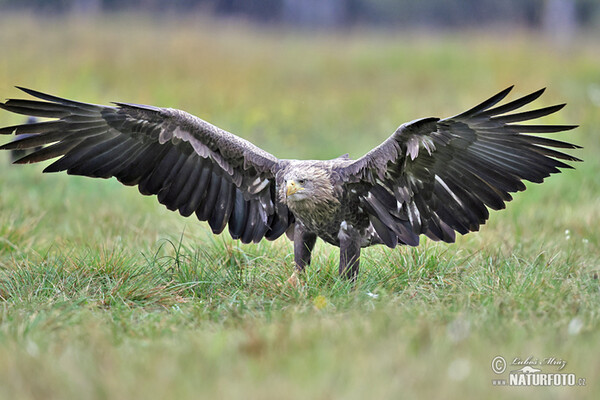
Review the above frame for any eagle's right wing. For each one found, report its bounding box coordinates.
[0,88,292,242]
[339,87,581,247]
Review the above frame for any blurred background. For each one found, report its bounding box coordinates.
[1,0,599,33]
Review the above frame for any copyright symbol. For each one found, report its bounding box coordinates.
[491,356,506,374]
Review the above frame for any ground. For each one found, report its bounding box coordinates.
[0,15,599,399]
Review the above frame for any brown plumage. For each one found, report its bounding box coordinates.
[0,86,580,282]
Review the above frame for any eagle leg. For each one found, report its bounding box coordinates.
[288,223,317,286]
[339,224,361,282]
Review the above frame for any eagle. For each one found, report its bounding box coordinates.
[0,86,580,284]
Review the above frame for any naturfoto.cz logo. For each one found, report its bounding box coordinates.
[491,355,586,387]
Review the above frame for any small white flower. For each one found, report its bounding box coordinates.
[582,238,589,244]
[366,291,379,299]
[568,317,583,336]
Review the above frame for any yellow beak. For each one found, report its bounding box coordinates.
[286,180,302,196]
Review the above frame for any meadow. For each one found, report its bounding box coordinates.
[0,14,599,399]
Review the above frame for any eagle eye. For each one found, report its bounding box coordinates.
[297,179,306,185]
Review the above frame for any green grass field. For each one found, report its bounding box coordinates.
[0,14,599,399]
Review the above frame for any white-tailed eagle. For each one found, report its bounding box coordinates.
[0,86,580,283]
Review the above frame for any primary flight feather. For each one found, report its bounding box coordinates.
[0,86,580,282]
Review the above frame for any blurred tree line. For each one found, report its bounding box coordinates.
[0,0,598,30]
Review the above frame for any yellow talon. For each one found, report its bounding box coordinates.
[286,271,301,287]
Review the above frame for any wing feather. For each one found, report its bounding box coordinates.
[17,139,85,164]
[208,179,234,234]
[241,200,259,244]
[179,162,212,218]
[196,171,223,222]
[120,144,171,187]
[171,156,204,212]
[477,87,545,117]
[159,154,197,209]
[89,139,148,178]
[229,188,249,240]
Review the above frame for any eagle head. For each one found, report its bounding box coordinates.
[280,163,340,207]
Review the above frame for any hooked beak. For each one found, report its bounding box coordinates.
[286,180,302,197]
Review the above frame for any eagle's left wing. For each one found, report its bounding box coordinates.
[338,86,581,248]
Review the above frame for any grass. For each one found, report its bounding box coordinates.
[0,14,599,399]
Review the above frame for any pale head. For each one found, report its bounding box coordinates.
[280,163,338,206]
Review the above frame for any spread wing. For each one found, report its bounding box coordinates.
[0,87,292,243]
[339,86,581,248]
